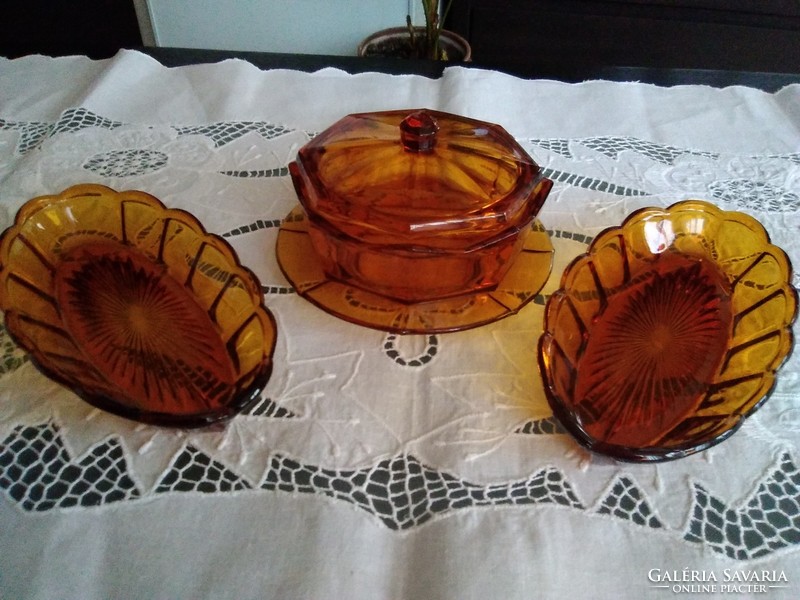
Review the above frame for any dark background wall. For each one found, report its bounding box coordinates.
[445,0,800,77]
[1,0,798,78]
[1,0,142,59]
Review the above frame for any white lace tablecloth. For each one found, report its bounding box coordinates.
[1,50,799,600]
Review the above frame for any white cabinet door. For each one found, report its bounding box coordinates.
[135,0,423,56]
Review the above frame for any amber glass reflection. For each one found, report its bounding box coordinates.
[277,206,554,334]
[574,253,732,448]
[539,200,797,462]
[290,109,552,303]
[0,184,277,427]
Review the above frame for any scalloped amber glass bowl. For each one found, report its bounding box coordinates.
[538,200,797,462]
[0,184,278,427]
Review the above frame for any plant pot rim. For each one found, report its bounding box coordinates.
[357,26,472,62]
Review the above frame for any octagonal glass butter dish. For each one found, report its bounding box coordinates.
[279,108,554,334]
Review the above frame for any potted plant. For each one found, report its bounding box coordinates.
[357,0,471,61]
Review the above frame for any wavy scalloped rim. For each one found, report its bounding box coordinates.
[0,184,278,427]
[539,199,798,462]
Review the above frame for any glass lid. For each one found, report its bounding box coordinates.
[290,109,548,244]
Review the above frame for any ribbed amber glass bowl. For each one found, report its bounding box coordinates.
[538,200,797,462]
[0,184,277,427]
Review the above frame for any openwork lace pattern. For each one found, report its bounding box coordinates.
[83,149,168,177]
[2,109,796,212]
[261,453,583,530]
[0,108,798,564]
[540,166,648,197]
[596,476,664,529]
[0,323,27,375]
[685,453,800,560]
[530,136,800,212]
[0,423,140,511]
[1,108,124,154]
[172,122,291,147]
[708,179,800,214]
[2,421,799,560]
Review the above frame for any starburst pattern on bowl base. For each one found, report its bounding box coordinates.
[539,200,797,461]
[0,184,278,427]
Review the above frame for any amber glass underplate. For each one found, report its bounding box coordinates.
[277,206,553,334]
[538,200,797,462]
[288,108,553,318]
[0,184,278,427]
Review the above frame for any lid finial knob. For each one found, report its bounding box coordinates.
[400,110,439,153]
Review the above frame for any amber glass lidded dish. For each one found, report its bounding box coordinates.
[538,200,797,462]
[287,108,553,307]
[0,184,278,427]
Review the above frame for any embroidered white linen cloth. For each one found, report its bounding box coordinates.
[0,50,798,599]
